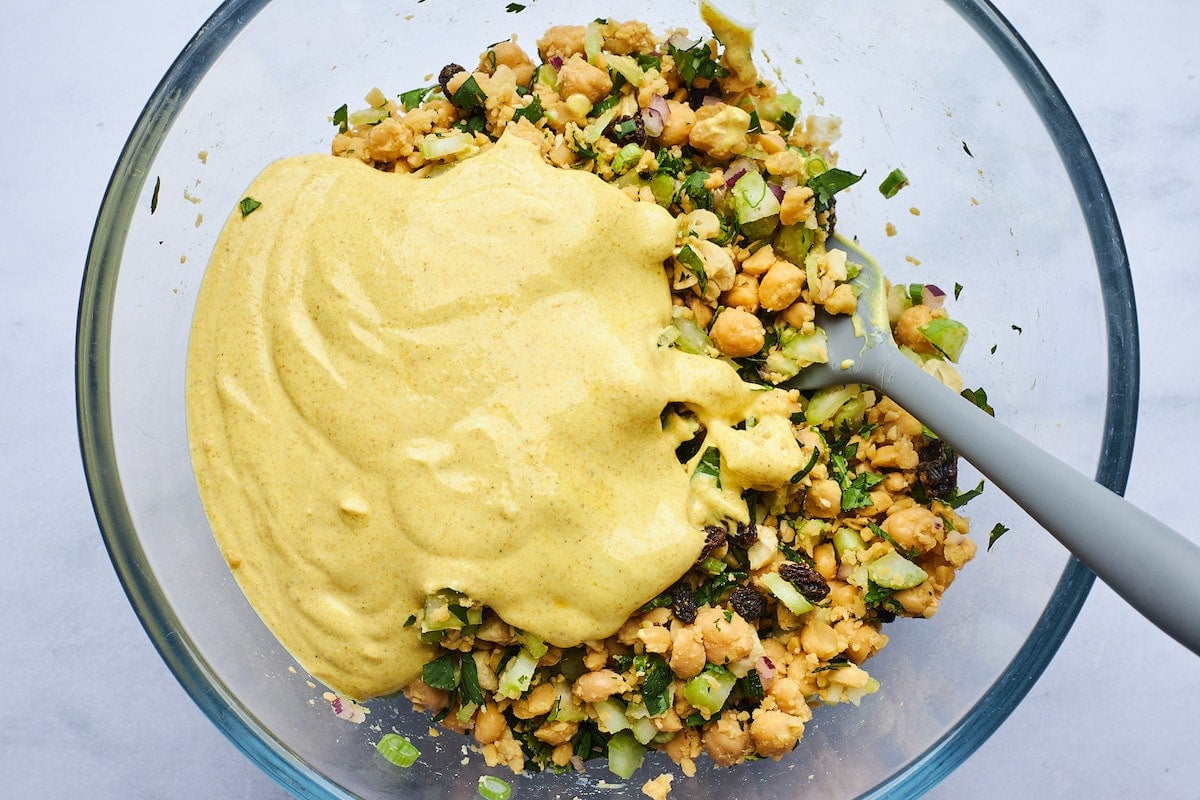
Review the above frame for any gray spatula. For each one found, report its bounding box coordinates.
[789,255,1200,655]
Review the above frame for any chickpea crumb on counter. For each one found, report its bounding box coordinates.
[330,7,987,783]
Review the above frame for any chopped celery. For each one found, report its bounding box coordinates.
[699,555,727,575]
[780,326,828,368]
[593,697,631,734]
[582,106,619,143]
[755,92,801,129]
[605,52,646,85]
[832,394,868,430]
[887,282,914,324]
[760,571,815,615]
[418,132,475,160]
[348,105,389,127]
[833,526,865,558]
[534,62,559,90]
[626,708,660,745]
[805,384,859,426]
[551,680,588,722]
[774,223,817,266]
[607,730,647,779]
[764,349,802,381]
[683,664,737,716]
[731,170,781,227]
[583,21,604,66]
[376,733,420,768]
[672,314,714,355]
[477,775,512,800]
[867,551,928,590]
[919,317,969,362]
[497,648,539,699]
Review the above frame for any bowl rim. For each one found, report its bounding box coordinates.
[76,1,1138,798]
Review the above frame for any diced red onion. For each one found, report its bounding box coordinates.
[768,182,785,203]
[642,107,665,138]
[724,167,748,188]
[700,94,723,107]
[754,656,777,690]
[549,55,564,70]
[922,284,946,309]
[780,175,798,192]
[328,693,368,723]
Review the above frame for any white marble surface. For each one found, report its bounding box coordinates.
[2,1,1197,798]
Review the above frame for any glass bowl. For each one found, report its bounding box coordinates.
[78,0,1136,797]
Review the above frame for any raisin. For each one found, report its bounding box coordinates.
[918,441,958,499]
[438,63,466,99]
[699,526,727,560]
[729,587,767,620]
[607,113,646,146]
[778,561,830,602]
[729,522,758,549]
[671,581,698,624]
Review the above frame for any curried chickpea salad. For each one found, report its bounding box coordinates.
[325,2,989,785]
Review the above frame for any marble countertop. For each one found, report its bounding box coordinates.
[2,1,1196,797]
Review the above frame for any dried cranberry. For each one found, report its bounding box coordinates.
[699,526,727,560]
[778,561,830,602]
[671,581,698,624]
[729,587,767,620]
[729,522,758,549]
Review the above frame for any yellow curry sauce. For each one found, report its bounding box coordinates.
[186,134,807,700]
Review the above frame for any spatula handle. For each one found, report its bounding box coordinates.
[868,348,1200,656]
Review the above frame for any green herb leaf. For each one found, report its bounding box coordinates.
[694,569,748,607]
[332,103,349,133]
[677,243,708,295]
[987,522,1010,551]
[954,282,964,300]
[676,170,713,210]
[944,479,985,509]
[150,176,161,214]
[450,74,488,110]
[505,2,526,11]
[693,445,721,481]
[878,167,909,198]
[239,196,262,217]
[808,167,865,212]
[669,40,730,86]
[454,114,487,135]
[421,653,460,691]
[961,387,995,416]
[841,470,884,511]
[790,447,821,483]
[654,148,689,177]
[399,85,435,111]
[459,652,486,705]
[636,654,673,716]
[512,94,544,124]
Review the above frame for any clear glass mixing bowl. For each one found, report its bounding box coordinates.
[78,0,1136,797]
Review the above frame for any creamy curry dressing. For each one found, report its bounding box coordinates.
[187,134,806,700]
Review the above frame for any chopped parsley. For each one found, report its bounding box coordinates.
[449,74,487,110]
[809,167,865,212]
[150,176,161,214]
[399,85,435,111]
[987,522,1010,551]
[512,95,544,124]
[421,653,460,691]
[238,196,262,217]
[668,40,729,86]
[943,479,985,509]
[677,243,709,295]
[505,2,526,12]
[332,103,349,133]
[961,387,995,416]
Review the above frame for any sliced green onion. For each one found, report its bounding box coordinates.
[612,143,644,174]
[376,733,420,768]
[477,775,512,800]
[879,168,909,198]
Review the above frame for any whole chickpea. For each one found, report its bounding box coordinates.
[758,260,806,311]
[709,307,765,358]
